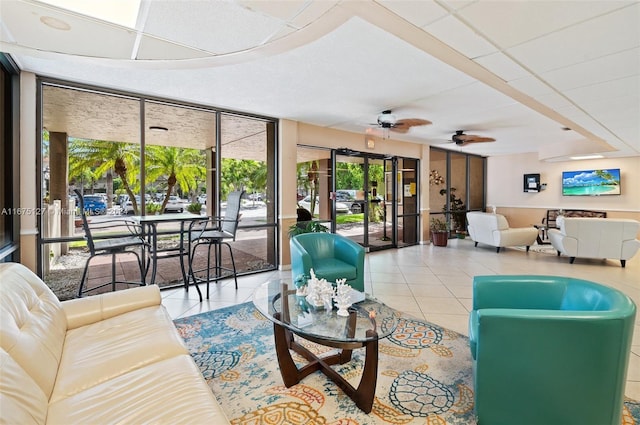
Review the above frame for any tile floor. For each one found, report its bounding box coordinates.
[160,238,640,400]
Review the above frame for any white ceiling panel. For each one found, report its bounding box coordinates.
[142,0,286,54]
[540,48,639,91]
[506,3,640,73]
[238,0,308,21]
[457,0,634,49]
[564,75,639,104]
[473,52,530,82]
[137,36,211,60]
[1,0,137,58]
[424,14,497,59]
[508,75,555,98]
[377,0,449,28]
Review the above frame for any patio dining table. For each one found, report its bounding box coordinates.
[130,213,205,300]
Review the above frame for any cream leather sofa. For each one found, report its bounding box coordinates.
[548,217,640,267]
[466,212,539,253]
[0,262,230,425]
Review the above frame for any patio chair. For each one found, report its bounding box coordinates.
[74,189,149,297]
[187,190,244,301]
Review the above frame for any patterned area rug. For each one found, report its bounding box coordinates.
[174,303,640,425]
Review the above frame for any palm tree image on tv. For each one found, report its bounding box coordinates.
[562,169,621,196]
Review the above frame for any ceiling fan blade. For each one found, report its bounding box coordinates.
[465,137,496,143]
[392,118,432,133]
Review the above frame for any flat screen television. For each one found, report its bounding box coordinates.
[562,168,621,196]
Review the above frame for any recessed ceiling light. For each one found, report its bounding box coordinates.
[149,126,168,132]
[40,16,71,31]
[569,155,604,160]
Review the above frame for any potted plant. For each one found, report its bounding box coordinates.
[288,220,328,238]
[186,202,202,215]
[430,217,450,247]
[440,187,466,232]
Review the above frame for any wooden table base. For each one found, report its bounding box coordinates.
[272,312,379,414]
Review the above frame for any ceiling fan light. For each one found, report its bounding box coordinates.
[377,111,396,126]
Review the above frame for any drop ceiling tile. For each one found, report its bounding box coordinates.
[564,75,639,104]
[137,36,213,60]
[473,51,530,82]
[534,92,574,112]
[287,1,341,29]
[377,0,449,28]
[1,0,136,58]
[506,3,640,73]
[143,0,286,54]
[541,48,639,91]
[509,76,555,98]
[457,0,634,49]
[425,14,497,58]
[238,0,307,21]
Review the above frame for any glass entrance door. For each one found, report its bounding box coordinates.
[367,156,394,251]
[333,151,395,251]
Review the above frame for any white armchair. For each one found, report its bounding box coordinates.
[548,217,640,267]
[466,212,539,253]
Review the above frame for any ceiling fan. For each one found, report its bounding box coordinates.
[373,110,432,138]
[449,130,496,146]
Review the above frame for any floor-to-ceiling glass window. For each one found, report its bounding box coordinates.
[0,54,20,263]
[220,113,277,274]
[429,147,486,237]
[40,84,142,298]
[296,146,333,231]
[38,81,277,300]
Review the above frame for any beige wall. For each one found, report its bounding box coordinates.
[487,153,640,228]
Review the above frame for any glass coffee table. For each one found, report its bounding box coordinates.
[253,280,399,413]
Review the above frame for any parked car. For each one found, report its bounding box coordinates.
[121,195,140,214]
[335,191,363,213]
[164,196,185,213]
[81,195,107,215]
[197,194,207,205]
[299,195,350,215]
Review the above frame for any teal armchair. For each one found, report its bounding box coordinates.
[469,275,636,425]
[290,233,365,292]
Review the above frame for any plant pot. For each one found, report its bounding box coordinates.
[431,231,449,247]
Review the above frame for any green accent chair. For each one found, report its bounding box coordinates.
[290,233,365,292]
[469,275,636,425]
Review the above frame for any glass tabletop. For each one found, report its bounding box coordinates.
[253,280,399,343]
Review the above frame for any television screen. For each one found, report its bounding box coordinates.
[562,169,621,196]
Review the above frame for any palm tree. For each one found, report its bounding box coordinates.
[69,139,140,213]
[145,146,205,213]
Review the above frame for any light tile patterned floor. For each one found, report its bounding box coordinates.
[160,238,640,400]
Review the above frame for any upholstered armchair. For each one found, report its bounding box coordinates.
[469,275,636,425]
[290,233,365,292]
[466,212,538,252]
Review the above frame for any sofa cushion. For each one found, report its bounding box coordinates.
[0,349,49,425]
[47,354,228,425]
[0,263,67,399]
[50,305,188,403]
